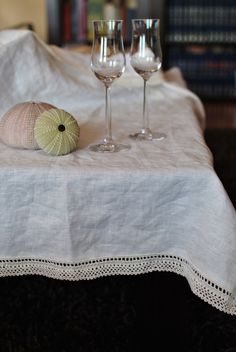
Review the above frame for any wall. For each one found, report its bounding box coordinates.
[0,0,48,41]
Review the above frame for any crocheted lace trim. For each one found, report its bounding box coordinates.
[0,255,234,315]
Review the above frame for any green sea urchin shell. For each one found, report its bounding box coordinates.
[34,109,80,156]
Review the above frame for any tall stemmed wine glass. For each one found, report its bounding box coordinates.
[129,19,166,141]
[90,20,130,152]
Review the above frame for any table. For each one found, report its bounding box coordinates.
[0,30,235,315]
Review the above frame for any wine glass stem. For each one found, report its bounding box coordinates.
[142,79,149,132]
[105,85,112,144]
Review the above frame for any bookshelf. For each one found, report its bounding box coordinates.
[164,0,236,100]
[47,0,236,101]
[46,0,163,46]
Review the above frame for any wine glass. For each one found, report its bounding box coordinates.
[90,20,130,152]
[129,19,166,141]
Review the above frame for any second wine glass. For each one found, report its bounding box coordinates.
[129,19,166,141]
[90,20,130,152]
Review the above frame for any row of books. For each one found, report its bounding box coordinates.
[167,46,236,70]
[59,0,138,45]
[166,32,236,44]
[165,0,236,99]
[169,66,236,84]
[168,7,236,27]
[166,4,236,44]
[167,45,236,98]
[167,0,236,6]
[187,84,235,99]
[179,69,235,82]
[166,11,236,43]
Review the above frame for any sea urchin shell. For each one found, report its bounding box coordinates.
[34,108,80,156]
[0,101,55,149]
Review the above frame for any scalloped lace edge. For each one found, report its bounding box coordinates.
[0,254,234,315]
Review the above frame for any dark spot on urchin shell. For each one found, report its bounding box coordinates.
[58,124,65,132]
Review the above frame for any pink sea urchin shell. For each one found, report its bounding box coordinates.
[0,101,55,149]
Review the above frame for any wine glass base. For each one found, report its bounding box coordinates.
[129,131,167,141]
[151,132,167,141]
[89,142,131,153]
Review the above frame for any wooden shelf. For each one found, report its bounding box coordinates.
[205,102,236,129]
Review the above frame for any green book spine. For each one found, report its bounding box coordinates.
[87,0,103,42]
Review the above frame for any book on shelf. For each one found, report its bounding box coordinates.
[76,0,88,42]
[47,0,63,46]
[125,0,138,42]
[47,0,140,46]
[87,0,103,42]
[62,0,72,42]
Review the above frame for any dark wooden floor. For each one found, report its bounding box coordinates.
[205,102,236,129]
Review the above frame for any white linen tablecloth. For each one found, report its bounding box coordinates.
[0,30,235,315]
